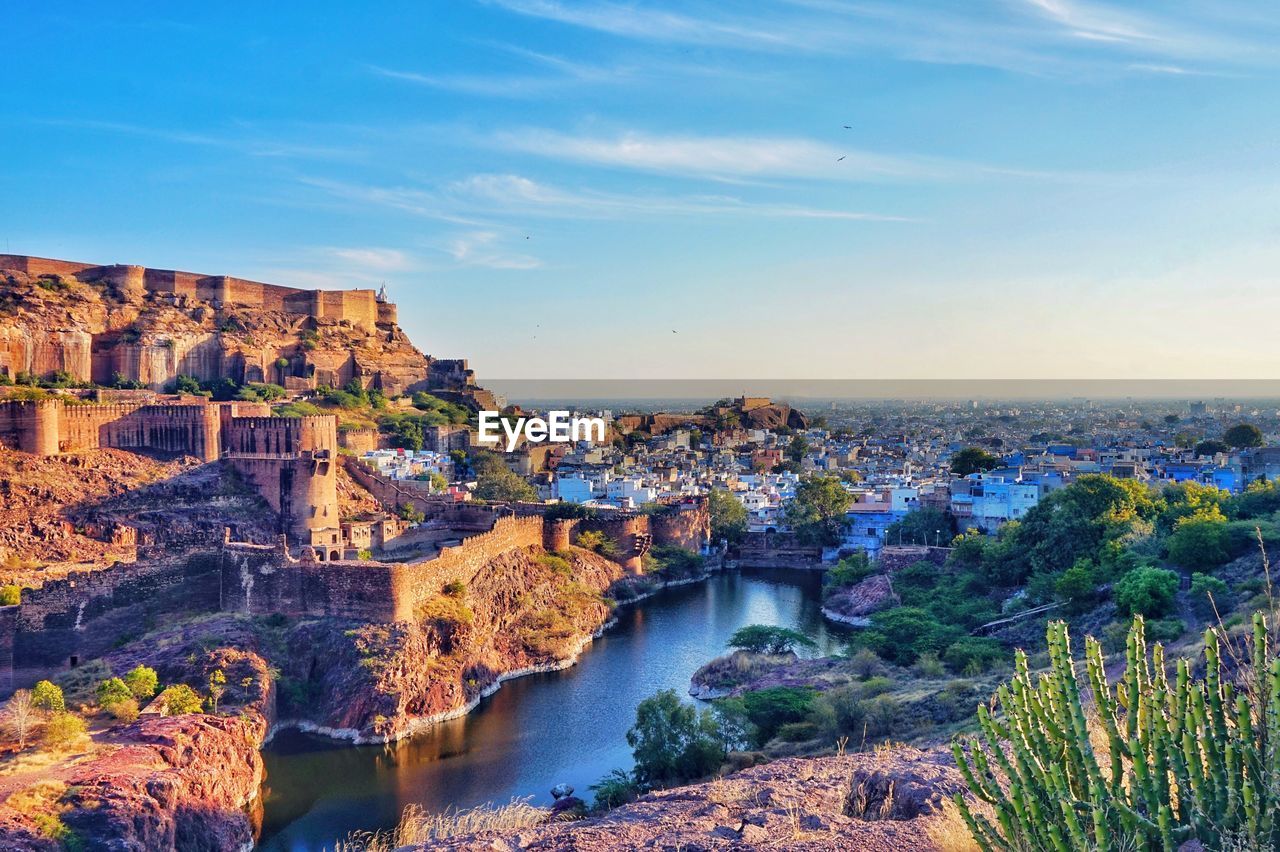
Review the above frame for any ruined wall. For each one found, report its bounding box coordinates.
[221,515,545,622]
[875,545,951,573]
[0,551,224,692]
[736,531,823,569]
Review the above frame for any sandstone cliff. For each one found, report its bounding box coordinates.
[272,544,623,742]
[0,259,434,395]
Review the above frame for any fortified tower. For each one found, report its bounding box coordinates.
[222,414,341,557]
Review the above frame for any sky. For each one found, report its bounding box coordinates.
[3,1,1280,381]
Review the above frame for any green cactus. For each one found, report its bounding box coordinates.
[954,612,1280,852]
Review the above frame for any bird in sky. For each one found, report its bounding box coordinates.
[843,125,852,129]
[837,155,846,161]
[672,329,678,334]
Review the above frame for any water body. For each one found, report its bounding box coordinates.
[257,568,845,851]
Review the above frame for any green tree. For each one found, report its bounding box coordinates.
[1195,439,1230,457]
[1054,561,1099,613]
[119,666,154,701]
[1224,423,1264,449]
[31,680,64,714]
[707,489,747,544]
[860,607,961,666]
[884,507,954,548]
[949,447,1001,477]
[626,690,725,787]
[207,669,226,713]
[1166,507,1231,569]
[0,585,20,606]
[42,712,87,750]
[726,624,817,655]
[719,686,816,746]
[785,434,811,463]
[1113,566,1179,618]
[158,684,204,716]
[169,374,202,395]
[471,453,537,502]
[982,474,1158,585]
[95,677,133,710]
[784,475,852,547]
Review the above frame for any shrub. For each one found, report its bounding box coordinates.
[574,530,619,556]
[157,684,204,716]
[589,769,642,810]
[42,712,87,750]
[536,554,572,576]
[0,585,20,606]
[442,580,467,596]
[954,614,1280,852]
[1112,565,1179,618]
[31,680,64,713]
[1145,616,1186,643]
[848,647,882,679]
[942,637,1006,675]
[95,677,133,710]
[719,686,816,746]
[824,552,876,591]
[912,652,946,678]
[726,625,816,656]
[122,665,158,700]
[108,697,139,722]
[1190,572,1231,618]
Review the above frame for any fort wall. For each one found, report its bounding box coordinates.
[0,551,223,690]
[0,254,381,329]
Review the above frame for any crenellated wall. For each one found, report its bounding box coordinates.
[221,514,546,621]
[222,415,339,546]
[0,254,381,330]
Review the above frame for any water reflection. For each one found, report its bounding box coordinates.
[257,568,844,851]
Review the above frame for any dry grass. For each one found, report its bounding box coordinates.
[332,798,549,851]
[924,799,980,852]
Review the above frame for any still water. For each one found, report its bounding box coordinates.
[256,568,845,851]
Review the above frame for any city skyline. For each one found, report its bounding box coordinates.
[4,1,1279,379]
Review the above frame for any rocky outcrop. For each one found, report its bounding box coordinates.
[412,747,967,851]
[0,634,274,851]
[822,574,899,627]
[268,544,625,742]
[59,713,266,851]
[0,260,440,395]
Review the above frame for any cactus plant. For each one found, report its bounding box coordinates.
[953,613,1280,851]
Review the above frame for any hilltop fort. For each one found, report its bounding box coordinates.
[0,253,491,401]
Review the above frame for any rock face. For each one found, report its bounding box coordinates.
[272,544,624,741]
[822,574,899,627]
[59,713,266,852]
[0,255,457,396]
[413,747,968,851]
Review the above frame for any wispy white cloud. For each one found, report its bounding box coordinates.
[450,173,915,221]
[482,0,800,50]
[323,247,414,271]
[492,129,933,182]
[488,0,1277,77]
[446,230,542,269]
[30,117,361,160]
[367,55,629,97]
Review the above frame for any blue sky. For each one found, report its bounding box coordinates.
[4,1,1279,380]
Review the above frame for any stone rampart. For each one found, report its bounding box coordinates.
[0,550,223,692]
